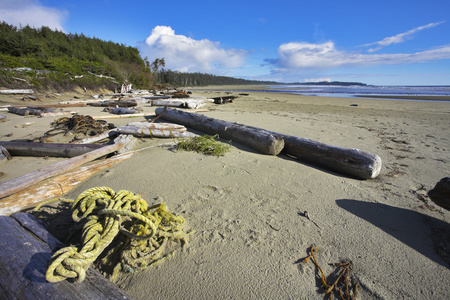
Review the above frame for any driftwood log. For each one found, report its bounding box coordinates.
[0,141,105,158]
[87,100,137,107]
[0,89,34,94]
[116,121,190,138]
[155,107,284,155]
[0,143,123,199]
[0,152,133,216]
[155,108,381,179]
[269,132,382,179]
[0,212,132,299]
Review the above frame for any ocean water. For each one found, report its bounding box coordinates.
[267,85,450,98]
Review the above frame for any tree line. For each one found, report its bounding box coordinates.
[0,22,277,90]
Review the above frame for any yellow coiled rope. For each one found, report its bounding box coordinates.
[35,187,189,283]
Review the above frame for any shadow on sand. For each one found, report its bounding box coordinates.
[336,199,450,269]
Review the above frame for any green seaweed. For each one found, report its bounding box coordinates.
[176,134,231,156]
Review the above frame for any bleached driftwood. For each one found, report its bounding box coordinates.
[0,152,133,215]
[117,126,195,138]
[39,111,73,117]
[151,99,208,109]
[126,122,187,132]
[155,107,284,155]
[0,143,124,199]
[92,113,155,120]
[0,141,105,158]
[0,89,34,94]
[111,107,140,114]
[113,134,137,153]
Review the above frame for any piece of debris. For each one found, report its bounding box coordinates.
[302,246,358,299]
[42,115,111,141]
[34,187,190,282]
[15,122,35,128]
[176,134,231,156]
[303,210,322,229]
[0,115,6,122]
[212,95,237,104]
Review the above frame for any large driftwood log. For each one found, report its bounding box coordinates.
[155,107,284,155]
[87,100,137,107]
[151,99,207,109]
[0,143,123,199]
[0,141,105,158]
[0,152,133,215]
[0,213,132,299]
[92,113,155,120]
[155,108,381,179]
[271,133,382,179]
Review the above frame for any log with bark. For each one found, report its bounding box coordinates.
[155,107,284,155]
[0,141,105,158]
[0,143,124,199]
[155,108,382,179]
[0,213,132,299]
[269,133,382,179]
[87,100,137,107]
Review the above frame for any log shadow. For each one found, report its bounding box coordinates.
[336,199,450,268]
[23,252,53,283]
[279,153,361,180]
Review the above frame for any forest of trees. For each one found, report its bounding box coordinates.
[0,22,277,91]
[158,70,278,86]
[0,22,153,91]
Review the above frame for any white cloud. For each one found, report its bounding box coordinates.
[139,25,247,73]
[362,21,445,52]
[0,0,67,31]
[268,41,450,72]
[304,78,331,83]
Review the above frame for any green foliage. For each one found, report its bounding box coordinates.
[158,70,279,86]
[0,21,152,90]
[176,135,231,156]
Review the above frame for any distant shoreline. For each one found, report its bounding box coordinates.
[355,94,450,101]
[188,85,450,102]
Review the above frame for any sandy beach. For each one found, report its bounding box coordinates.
[1,87,450,299]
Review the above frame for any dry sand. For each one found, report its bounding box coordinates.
[1,87,450,299]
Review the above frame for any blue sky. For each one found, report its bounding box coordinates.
[1,0,450,85]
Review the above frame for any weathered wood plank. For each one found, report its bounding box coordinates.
[155,107,284,155]
[0,213,131,299]
[0,141,105,158]
[0,143,124,199]
[0,152,133,215]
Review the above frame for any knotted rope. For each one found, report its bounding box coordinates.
[36,187,189,283]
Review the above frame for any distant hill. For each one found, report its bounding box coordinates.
[293,81,368,86]
[157,70,279,86]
